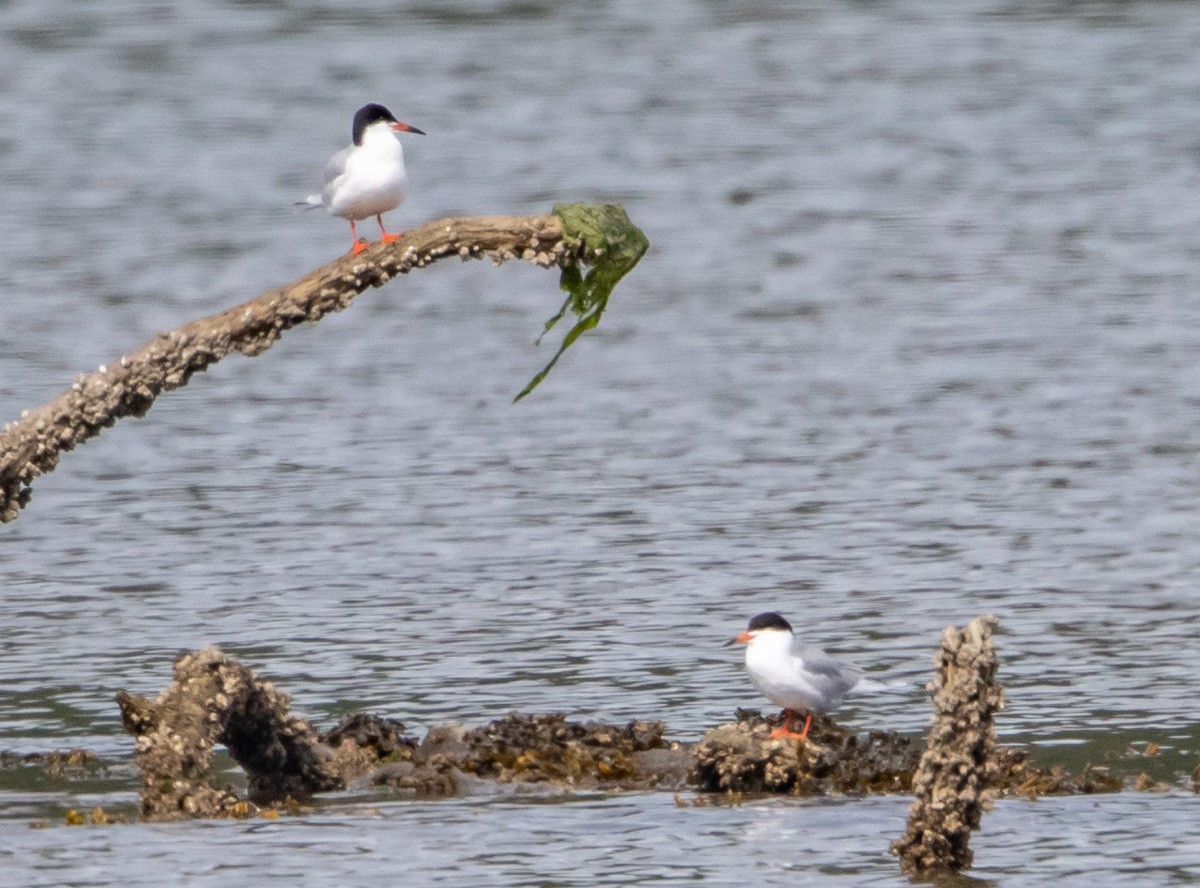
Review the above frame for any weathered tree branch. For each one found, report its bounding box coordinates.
[0,208,644,523]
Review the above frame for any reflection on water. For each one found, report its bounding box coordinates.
[3,0,1200,884]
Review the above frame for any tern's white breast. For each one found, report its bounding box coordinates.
[744,631,837,713]
[324,124,408,221]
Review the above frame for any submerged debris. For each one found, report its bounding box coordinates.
[0,748,104,780]
[689,709,1124,803]
[993,747,1122,798]
[891,615,1002,876]
[116,648,691,819]
[321,712,418,783]
[64,805,126,826]
[108,642,1146,824]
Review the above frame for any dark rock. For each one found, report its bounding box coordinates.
[372,757,462,797]
[322,713,414,760]
[634,747,693,790]
[419,724,471,761]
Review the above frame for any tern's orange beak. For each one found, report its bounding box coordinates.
[391,121,425,135]
[722,630,754,648]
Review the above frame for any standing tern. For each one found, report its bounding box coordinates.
[304,103,424,255]
[725,611,890,741]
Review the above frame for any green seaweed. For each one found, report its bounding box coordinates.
[513,203,649,401]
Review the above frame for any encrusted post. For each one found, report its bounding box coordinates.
[117,647,342,820]
[891,615,1002,875]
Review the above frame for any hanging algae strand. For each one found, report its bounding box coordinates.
[513,203,650,402]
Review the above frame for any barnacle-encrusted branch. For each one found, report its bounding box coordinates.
[0,206,647,522]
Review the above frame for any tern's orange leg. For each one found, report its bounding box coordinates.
[377,214,403,244]
[349,220,369,255]
[768,709,812,741]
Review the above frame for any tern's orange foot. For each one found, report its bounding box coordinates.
[351,240,369,255]
[768,727,810,742]
[380,232,402,244]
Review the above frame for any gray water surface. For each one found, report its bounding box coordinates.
[3,0,1200,884]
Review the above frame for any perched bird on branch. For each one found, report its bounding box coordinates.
[303,103,424,255]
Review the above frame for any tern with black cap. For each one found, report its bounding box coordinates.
[725,611,892,741]
[303,103,425,255]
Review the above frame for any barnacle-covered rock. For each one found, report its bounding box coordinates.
[117,647,342,820]
[691,711,918,795]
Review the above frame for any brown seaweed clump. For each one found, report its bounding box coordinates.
[368,713,688,797]
[461,713,674,787]
[364,715,691,796]
[691,710,919,795]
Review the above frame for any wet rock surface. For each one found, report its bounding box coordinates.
[322,712,413,758]
[368,723,467,797]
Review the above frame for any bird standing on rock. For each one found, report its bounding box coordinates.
[725,611,890,741]
[304,103,424,255]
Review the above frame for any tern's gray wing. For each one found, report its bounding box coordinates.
[796,645,862,698]
[319,146,351,206]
